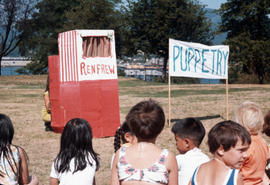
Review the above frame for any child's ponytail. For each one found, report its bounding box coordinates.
[113,127,123,152]
[113,121,131,152]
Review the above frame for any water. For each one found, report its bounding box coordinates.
[200,78,220,84]
[1,66,23,76]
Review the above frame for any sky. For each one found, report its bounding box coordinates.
[199,0,227,9]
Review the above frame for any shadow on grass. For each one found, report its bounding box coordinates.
[170,114,222,124]
[122,87,270,98]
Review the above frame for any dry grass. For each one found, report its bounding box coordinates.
[0,75,270,185]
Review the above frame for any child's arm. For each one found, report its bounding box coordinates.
[110,150,120,185]
[18,147,29,185]
[93,177,96,185]
[50,177,59,185]
[44,92,51,112]
[166,151,178,185]
[237,172,244,185]
[27,176,39,185]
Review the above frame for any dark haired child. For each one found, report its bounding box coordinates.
[50,118,99,185]
[263,111,270,137]
[171,118,209,185]
[262,111,270,179]
[110,121,137,168]
[111,99,178,185]
[0,114,39,185]
[189,120,251,185]
[235,101,270,185]
[42,76,52,131]
[113,121,136,153]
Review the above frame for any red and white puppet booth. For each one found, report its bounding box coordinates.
[48,30,120,137]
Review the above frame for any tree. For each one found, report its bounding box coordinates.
[219,0,270,83]
[62,0,125,56]
[18,0,123,74]
[63,0,121,29]
[123,0,213,78]
[17,0,81,74]
[0,0,34,75]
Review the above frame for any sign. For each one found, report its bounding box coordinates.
[58,30,118,82]
[169,39,229,79]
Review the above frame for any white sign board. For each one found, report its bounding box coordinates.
[169,39,229,79]
[58,30,117,82]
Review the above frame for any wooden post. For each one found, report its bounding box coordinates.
[168,74,171,126]
[226,79,229,120]
[168,39,171,127]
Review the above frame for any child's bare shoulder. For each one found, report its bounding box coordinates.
[196,160,213,174]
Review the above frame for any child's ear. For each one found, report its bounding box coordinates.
[124,133,132,143]
[217,145,225,156]
[124,132,136,144]
[184,138,192,148]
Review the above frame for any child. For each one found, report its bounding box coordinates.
[262,111,270,137]
[235,101,270,185]
[171,117,209,185]
[42,76,52,131]
[111,99,178,185]
[0,114,39,185]
[113,121,136,153]
[189,120,251,185]
[262,111,270,179]
[111,121,137,168]
[50,118,99,185]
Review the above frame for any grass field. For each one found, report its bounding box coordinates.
[0,75,270,185]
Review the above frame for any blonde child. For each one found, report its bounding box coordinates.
[171,117,209,185]
[0,114,39,185]
[189,120,251,185]
[50,118,99,185]
[235,101,270,185]
[111,99,178,185]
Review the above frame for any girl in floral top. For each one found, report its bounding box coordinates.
[111,99,178,185]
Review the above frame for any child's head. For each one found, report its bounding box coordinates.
[113,121,136,152]
[171,117,205,154]
[61,118,94,150]
[56,118,99,173]
[208,120,251,168]
[235,101,263,134]
[45,75,49,92]
[262,111,270,137]
[0,114,26,177]
[0,113,14,146]
[126,99,165,141]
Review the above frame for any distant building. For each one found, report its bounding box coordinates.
[1,57,31,75]
[117,55,164,81]
[118,64,162,81]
